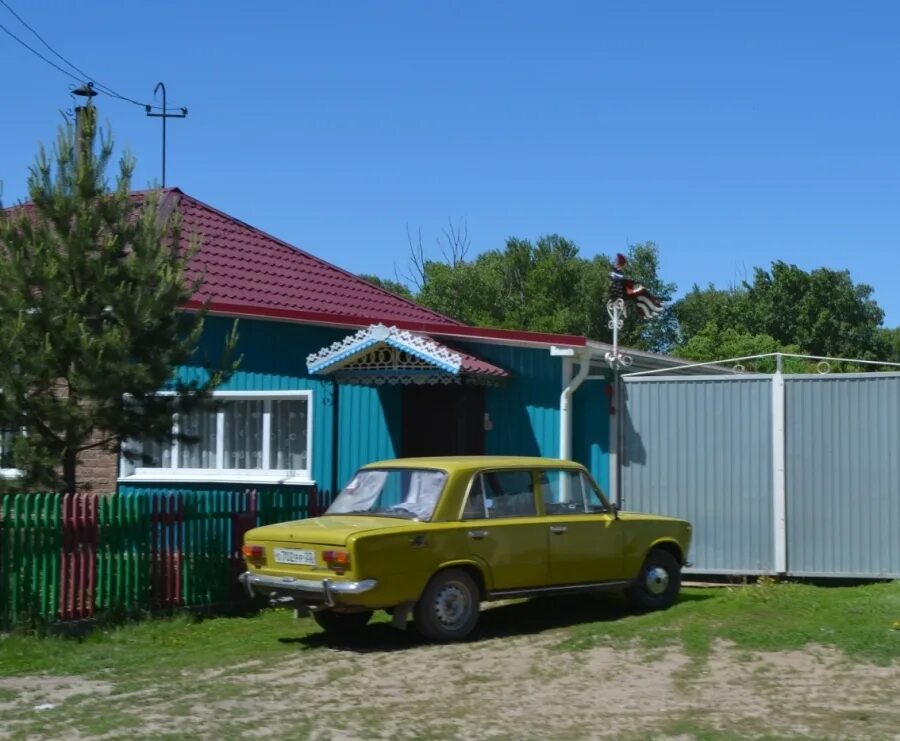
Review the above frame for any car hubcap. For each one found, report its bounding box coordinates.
[645,566,669,596]
[433,581,470,629]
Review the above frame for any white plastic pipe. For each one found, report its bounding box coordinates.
[559,355,591,461]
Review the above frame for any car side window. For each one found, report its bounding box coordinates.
[539,469,586,514]
[462,477,486,519]
[464,470,536,519]
[582,473,610,513]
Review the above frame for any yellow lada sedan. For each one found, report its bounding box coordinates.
[239,456,691,642]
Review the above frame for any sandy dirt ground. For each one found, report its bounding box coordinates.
[2,626,899,741]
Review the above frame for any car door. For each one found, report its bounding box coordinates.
[539,469,625,586]
[459,469,548,591]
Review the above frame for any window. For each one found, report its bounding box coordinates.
[463,470,537,519]
[122,391,313,484]
[1,427,20,478]
[539,469,610,515]
[327,468,448,521]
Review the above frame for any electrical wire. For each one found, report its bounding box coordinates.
[0,18,82,85]
[0,0,182,112]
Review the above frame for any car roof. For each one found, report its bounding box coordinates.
[360,455,586,473]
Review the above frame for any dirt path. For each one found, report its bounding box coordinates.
[2,633,899,740]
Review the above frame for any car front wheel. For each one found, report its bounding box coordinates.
[312,609,373,637]
[414,568,480,642]
[625,548,682,611]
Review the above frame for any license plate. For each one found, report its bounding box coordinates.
[273,548,316,566]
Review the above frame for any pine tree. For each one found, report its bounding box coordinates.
[0,105,237,494]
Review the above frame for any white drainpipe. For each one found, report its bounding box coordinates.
[559,353,591,460]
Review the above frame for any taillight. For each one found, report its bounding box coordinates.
[322,550,350,568]
[242,544,264,561]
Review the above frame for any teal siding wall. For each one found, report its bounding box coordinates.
[573,378,611,494]
[336,385,402,488]
[458,342,611,491]
[458,343,562,460]
[125,317,610,501]
[141,316,349,497]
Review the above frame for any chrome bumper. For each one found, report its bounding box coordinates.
[239,571,378,607]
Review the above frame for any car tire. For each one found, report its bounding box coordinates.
[625,548,682,611]
[312,609,373,637]
[414,568,481,643]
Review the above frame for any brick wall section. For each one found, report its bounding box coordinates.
[77,432,119,493]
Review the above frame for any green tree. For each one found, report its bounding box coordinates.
[407,235,676,352]
[879,327,900,363]
[676,323,805,372]
[672,261,887,361]
[0,108,237,493]
[358,274,414,301]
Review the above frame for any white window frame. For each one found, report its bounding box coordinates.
[119,390,314,485]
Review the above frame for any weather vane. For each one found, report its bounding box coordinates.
[605,253,664,368]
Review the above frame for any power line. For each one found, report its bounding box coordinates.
[0,0,182,112]
[0,18,82,85]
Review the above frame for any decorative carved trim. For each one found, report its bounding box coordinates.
[307,324,463,376]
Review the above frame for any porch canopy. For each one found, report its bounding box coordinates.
[306,324,509,386]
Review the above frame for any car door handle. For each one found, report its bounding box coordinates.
[549,525,567,534]
[467,530,489,540]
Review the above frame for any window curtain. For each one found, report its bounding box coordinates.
[270,399,308,471]
[178,406,218,469]
[224,400,264,470]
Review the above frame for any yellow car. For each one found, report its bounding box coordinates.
[239,456,691,642]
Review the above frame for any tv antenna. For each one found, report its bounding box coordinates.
[145,82,188,187]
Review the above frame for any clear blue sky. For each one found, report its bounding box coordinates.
[2,1,899,326]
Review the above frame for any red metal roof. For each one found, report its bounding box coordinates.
[168,189,587,348]
[454,345,509,379]
[5,188,587,349]
[164,189,465,329]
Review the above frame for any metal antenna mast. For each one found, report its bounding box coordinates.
[145,82,188,187]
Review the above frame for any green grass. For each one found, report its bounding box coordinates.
[1,581,898,683]
[0,607,321,679]
[557,580,900,662]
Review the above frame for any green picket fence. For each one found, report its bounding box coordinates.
[0,485,323,630]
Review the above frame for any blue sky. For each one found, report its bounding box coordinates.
[2,1,899,326]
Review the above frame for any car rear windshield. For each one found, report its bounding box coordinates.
[326,468,448,521]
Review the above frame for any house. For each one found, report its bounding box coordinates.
[7,188,695,501]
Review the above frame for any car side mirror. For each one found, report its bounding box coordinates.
[610,502,620,518]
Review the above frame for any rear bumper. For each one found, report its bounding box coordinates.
[239,571,378,607]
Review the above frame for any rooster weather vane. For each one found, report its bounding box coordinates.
[605,253,664,369]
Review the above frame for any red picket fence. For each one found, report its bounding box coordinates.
[60,493,98,621]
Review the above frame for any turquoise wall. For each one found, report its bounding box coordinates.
[126,317,611,499]
[458,342,611,494]
[573,376,611,495]
[336,385,402,488]
[145,316,346,496]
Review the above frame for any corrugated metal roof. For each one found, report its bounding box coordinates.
[164,190,465,329]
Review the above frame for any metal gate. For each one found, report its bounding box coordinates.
[620,368,900,578]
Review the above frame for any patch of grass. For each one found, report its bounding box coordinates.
[557,581,900,663]
[0,607,318,679]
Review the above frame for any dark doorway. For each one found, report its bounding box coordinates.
[402,384,485,457]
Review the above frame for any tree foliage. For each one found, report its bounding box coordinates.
[384,232,677,352]
[672,261,888,364]
[0,109,237,493]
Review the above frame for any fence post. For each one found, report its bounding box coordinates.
[772,355,788,574]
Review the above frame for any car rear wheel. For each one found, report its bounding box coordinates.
[312,609,373,637]
[414,568,480,642]
[625,548,681,611]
